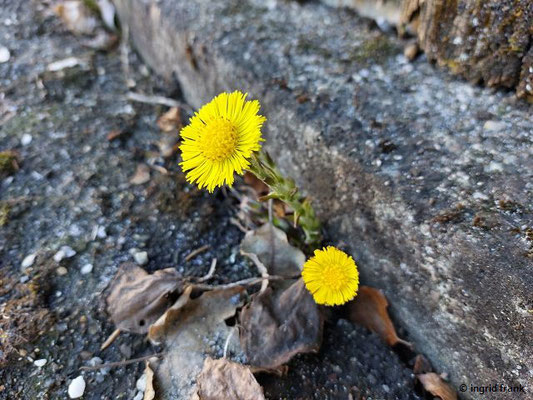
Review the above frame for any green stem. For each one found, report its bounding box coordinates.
[248,150,322,245]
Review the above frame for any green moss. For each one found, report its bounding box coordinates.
[0,151,18,175]
[350,35,399,65]
[0,203,10,227]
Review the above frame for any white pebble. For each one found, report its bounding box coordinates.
[133,392,143,400]
[483,120,506,132]
[34,359,47,367]
[81,263,93,275]
[473,191,489,201]
[97,226,107,238]
[0,46,10,63]
[21,134,32,146]
[53,250,65,262]
[68,376,86,399]
[21,253,36,269]
[54,246,76,262]
[136,373,147,392]
[62,246,76,258]
[133,251,148,266]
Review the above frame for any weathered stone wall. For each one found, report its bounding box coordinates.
[402,0,533,99]
[322,0,533,99]
[114,0,533,396]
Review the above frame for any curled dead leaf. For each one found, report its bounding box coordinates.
[106,263,181,334]
[157,107,182,132]
[148,285,193,344]
[417,373,457,400]
[344,286,411,348]
[240,223,304,278]
[239,279,323,369]
[144,361,156,400]
[193,357,265,400]
[148,287,246,399]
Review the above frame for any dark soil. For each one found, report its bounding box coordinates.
[1,1,421,399]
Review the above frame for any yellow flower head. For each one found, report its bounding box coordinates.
[179,91,266,192]
[302,246,359,306]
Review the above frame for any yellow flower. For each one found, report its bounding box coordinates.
[179,91,266,192]
[302,246,359,306]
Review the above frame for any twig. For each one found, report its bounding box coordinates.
[198,258,217,282]
[230,218,248,233]
[120,25,135,88]
[149,164,169,175]
[189,275,286,291]
[127,92,191,110]
[242,252,270,294]
[223,328,236,359]
[100,328,121,351]
[80,353,164,371]
[185,245,210,262]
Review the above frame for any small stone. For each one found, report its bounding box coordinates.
[21,134,32,146]
[62,246,76,258]
[88,357,103,367]
[483,120,506,132]
[119,344,132,359]
[53,250,65,262]
[54,246,76,262]
[56,266,68,276]
[133,251,148,266]
[0,46,10,63]
[96,226,106,238]
[34,359,47,367]
[20,276,29,283]
[81,263,93,274]
[136,373,147,392]
[404,43,419,61]
[129,164,150,185]
[21,253,36,269]
[68,376,86,399]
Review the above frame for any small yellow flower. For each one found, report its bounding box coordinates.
[179,91,266,192]
[302,246,359,306]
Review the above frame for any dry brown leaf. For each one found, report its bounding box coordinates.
[130,164,150,185]
[54,1,98,35]
[344,286,411,347]
[148,287,246,399]
[106,129,125,141]
[239,279,323,369]
[144,361,156,400]
[106,263,182,334]
[157,107,182,132]
[243,172,269,197]
[240,223,304,278]
[147,285,193,343]
[417,373,457,400]
[413,354,432,374]
[193,357,265,400]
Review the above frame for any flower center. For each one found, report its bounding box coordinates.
[321,263,347,290]
[198,118,238,162]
